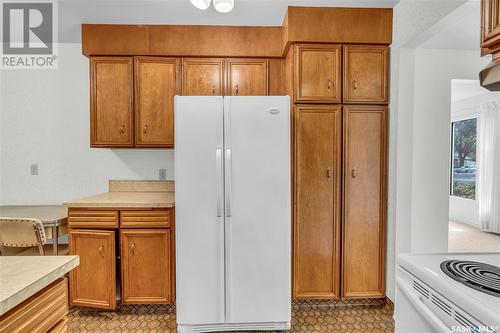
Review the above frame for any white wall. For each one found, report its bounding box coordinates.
[410,49,488,253]
[0,44,174,204]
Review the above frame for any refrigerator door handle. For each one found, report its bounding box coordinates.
[225,148,232,217]
[216,148,224,217]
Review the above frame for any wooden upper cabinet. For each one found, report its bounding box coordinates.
[343,45,388,104]
[121,229,172,304]
[342,105,386,298]
[135,57,180,147]
[226,59,268,96]
[182,58,224,96]
[69,229,116,309]
[293,105,341,299]
[482,0,500,49]
[90,57,134,147]
[294,44,342,103]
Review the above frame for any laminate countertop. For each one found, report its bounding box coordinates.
[0,256,79,315]
[63,191,175,208]
[63,180,175,208]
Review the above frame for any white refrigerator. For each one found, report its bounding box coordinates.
[174,96,291,333]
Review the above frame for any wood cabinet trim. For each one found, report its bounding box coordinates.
[341,105,387,298]
[343,45,389,104]
[90,57,134,147]
[68,210,119,229]
[134,56,180,148]
[293,104,342,299]
[294,44,342,103]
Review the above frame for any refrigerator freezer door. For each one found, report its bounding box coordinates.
[175,96,225,325]
[223,96,291,324]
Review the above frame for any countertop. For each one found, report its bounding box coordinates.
[63,180,175,208]
[0,205,67,225]
[0,256,79,315]
[63,191,175,208]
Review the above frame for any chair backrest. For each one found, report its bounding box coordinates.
[0,217,47,255]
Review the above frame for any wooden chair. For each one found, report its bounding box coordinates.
[0,217,49,255]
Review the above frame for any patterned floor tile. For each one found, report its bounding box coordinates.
[68,300,394,332]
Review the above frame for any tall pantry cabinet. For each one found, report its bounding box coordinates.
[291,44,388,299]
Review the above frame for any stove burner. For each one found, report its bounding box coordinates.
[440,260,500,298]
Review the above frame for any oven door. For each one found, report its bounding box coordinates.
[395,275,451,333]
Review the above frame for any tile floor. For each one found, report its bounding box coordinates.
[68,299,394,333]
[449,220,500,252]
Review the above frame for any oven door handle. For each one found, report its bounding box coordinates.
[396,277,451,333]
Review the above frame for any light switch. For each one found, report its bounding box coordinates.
[30,164,38,175]
[159,168,167,180]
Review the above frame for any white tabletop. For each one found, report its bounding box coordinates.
[0,205,67,226]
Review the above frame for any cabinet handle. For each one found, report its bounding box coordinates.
[235,84,239,95]
[212,84,216,95]
[120,125,125,135]
[326,168,333,180]
[351,168,358,179]
[143,124,148,135]
[327,79,332,90]
[99,244,104,256]
[131,243,135,255]
[353,80,358,90]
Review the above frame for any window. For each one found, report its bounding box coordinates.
[451,118,477,200]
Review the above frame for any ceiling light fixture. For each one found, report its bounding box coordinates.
[214,0,234,13]
[190,0,211,10]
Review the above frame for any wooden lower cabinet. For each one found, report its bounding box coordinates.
[342,105,387,298]
[121,229,172,304]
[293,105,341,299]
[69,229,116,309]
[0,279,68,333]
[68,208,175,309]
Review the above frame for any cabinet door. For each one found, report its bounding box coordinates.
[293,105,341,299]
[343,45,388,104]
[482,0,500,48]
[342,105,386,298]
[226,59,268,96]
[90,57,134,147]
[121,229,172,304]
[135,57,180,147]
[182,58,224,96]
[294,44,341,103]
[69,230,116,309]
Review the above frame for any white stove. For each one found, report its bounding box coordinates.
[395,253,500,333]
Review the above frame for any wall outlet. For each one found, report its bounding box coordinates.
[30,164,38,175]
[159,168,167,180]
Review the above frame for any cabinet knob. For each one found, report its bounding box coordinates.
[120,125,125,135]
[131,243,135,255]
[99,244,104,256]
[235,84,239,95]
[143,124,148,135]
[212,84,216,95]
[351,168,358,179]
[327,79,332,90]
[326,168,333,180]
[353,80,358,90]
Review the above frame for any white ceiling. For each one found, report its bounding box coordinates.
[417,0,480,50]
